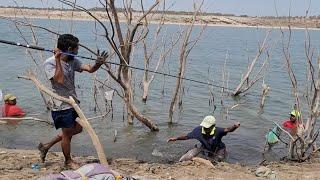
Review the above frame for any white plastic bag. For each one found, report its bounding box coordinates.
[104,90,114,101]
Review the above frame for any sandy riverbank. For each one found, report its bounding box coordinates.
[1,7,320,30]
[0,148,320,179]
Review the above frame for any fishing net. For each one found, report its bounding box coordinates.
[266,126,280,145]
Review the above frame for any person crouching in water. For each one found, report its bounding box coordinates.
[1,93,25,117]
[167,115,240,161]
[282,110,301,136]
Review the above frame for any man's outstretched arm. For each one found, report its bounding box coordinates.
[81,51,108,73]
[167,135,189,142]
[224,122,241,133]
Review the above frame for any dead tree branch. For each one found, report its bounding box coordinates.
[168,1,205,123]
[233,30,271,96]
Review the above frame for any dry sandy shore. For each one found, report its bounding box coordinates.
[0,7,320,30]
[1,148,320,179]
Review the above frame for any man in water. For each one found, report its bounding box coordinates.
[39,34,108,169]
[282,110,301,136]
[167,115,240,161]
[1,93,25,117]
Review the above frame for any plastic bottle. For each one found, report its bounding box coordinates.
[31,163,40,171]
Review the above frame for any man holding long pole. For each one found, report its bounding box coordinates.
[39,34,108,169]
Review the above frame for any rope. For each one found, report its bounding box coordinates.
[0,39,235,92]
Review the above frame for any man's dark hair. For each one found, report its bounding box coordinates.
[57,34,79,52]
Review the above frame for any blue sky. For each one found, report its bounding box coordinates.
[1,0,319,17]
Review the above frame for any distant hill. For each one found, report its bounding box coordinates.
[0,6,237,17]
[0,6,319,29]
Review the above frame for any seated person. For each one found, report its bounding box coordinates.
[282,110,300,136]
[1,93,25,117]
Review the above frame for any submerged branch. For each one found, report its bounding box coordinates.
[0,117,53,126]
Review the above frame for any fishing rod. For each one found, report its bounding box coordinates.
[0,39,235,92]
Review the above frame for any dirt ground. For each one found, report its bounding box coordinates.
[0,148,320,180]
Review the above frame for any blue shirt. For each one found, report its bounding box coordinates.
[187,126,227,151]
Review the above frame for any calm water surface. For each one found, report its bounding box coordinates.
[0,18,320,165]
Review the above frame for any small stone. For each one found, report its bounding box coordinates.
[255,166,271,177]
[0,151,7,155]
[268,171,277,180]
[40,168,47,171]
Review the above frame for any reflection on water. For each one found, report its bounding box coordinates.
[0,18,320,165]
[2,119,23,126]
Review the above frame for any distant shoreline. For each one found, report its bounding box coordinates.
[1,7,319,31]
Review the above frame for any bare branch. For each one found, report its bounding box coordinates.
[233,30,271,96]
[169,0,204,123]
[0,117,53,126]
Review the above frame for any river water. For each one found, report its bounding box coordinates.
[0,18,319,165]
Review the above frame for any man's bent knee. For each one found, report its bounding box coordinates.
[62,128,74,138]
[74,123,83,135]
[74,126,82,135]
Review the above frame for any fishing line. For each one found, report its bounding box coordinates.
[0,39,237,92]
